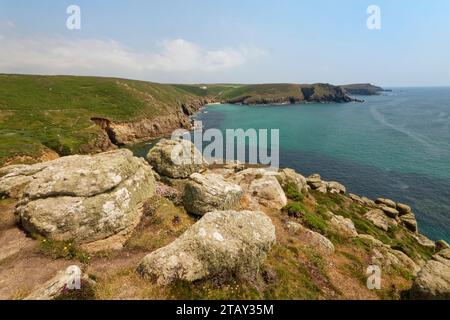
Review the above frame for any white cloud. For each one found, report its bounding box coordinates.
[0,35,264,76]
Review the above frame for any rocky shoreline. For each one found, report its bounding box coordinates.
[0,139,448,300]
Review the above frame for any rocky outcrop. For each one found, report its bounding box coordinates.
[233,168,287,210]
[396,203,412,216]
[328,213,358,238]
[436,240,450,252]
[2,149,155,251]
[95,99,211,146]
[139,210,276,285]
[183,173,243,216]
[413,234,436,251]
[306,174,327,193]
[147,139,207,179]
[375,198,397,209]
[409,249,450,300]
[277,168,309,194]
[371,245,420,276]
[380,205,399,219]
[400,213,418,233]
[364,209,390,231]
[286,221,335,255]
[306,174,346,194]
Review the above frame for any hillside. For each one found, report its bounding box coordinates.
[0,74,214,165]
[340,84,389,95]
[217,83,354,104]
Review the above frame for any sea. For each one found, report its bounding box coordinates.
[131,87,450,242]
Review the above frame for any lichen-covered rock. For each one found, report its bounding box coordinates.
[138,210,276,285]
[183,173,243,216]
[375,198,396,209]
[364,209,390,231]
[328,213,358,238]
[0,163,51,198]
[277,168,309,194]
[233,168,287,210]
[361,196,376,207]
[357,234,384,246]
[306,174,328,193]
[413,234,436,251]
[147,139,207,179]
[396,203,412,216]
[11,149,155,251]
[349,193,364,204]
[370,246,420,276]
[400,213,418,233]
[288,222,335,255]
[326,181,346,194]
[409,249,450,300]
[436,240,450,252]
[380,205,400,219]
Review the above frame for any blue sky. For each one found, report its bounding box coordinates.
[0,0,449,86]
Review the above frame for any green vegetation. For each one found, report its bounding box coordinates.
[0,74,210,164]
[283,203,308,218]
[36,235,90,264]
[284,182,304,202]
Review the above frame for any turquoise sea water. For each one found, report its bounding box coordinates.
[193,88,450,242]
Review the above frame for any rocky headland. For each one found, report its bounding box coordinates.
[0,139,448,300]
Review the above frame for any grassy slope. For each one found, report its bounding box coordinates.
[0,74,209,164]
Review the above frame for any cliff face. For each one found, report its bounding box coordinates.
[340,84,389,96]
[223,83,356,105]
[92,98,212,146]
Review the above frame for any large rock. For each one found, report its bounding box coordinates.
[0,163,49,198]
[286,222,335,255]
[380,205,400,219]
[183,173,243,216]
[375,198,396,209]
[436,240,450,252]
[139,210,276,285]
[10,149,155,251]
[364,209,390,231]
[413,234,436,251]
[370,246,420,276]
[328,213,358,238]
[233,168,287,210]
[400,213,418,233]
[147,139,206,179]
[306,174,327,193]
[277,168,309,194]
[409,249,450,300]
[396,203,412,216]
[326,181,346,195]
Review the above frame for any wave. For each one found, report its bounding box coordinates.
[369,105,441,153]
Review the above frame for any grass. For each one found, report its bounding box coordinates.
[0,74,216,164]
[284,182,304,202]
[35,235,90,264]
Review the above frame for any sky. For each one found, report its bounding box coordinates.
[0,0,449,86]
